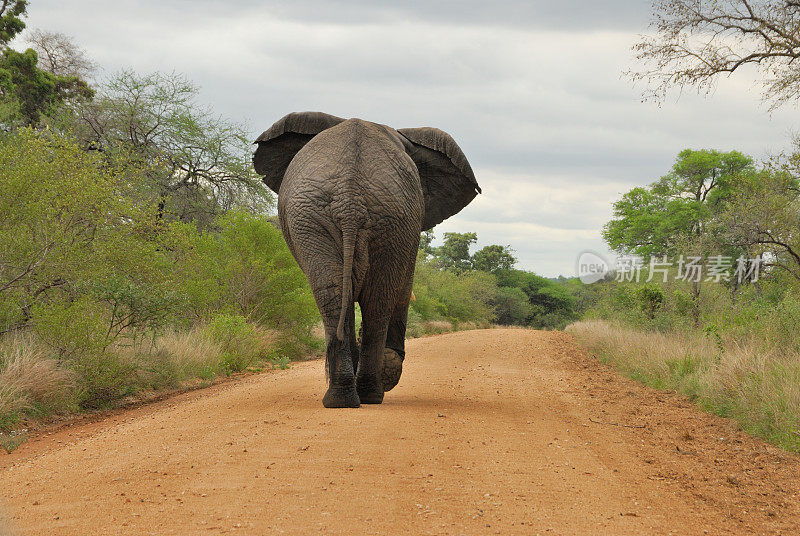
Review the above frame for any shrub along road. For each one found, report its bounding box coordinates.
[1,329,799,535]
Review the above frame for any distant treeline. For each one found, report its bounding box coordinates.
[410,231,578,334]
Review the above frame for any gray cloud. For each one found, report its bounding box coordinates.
[263,0,653,29]
[61,0,652,30]
[19,0,800,276]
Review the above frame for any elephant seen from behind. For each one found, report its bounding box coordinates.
[253,111,480,407]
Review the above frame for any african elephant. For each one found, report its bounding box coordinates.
[253,112,480,408]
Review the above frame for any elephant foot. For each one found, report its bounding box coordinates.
[322,384,360,408]
[356,377,384,404]
[382,348,403,392]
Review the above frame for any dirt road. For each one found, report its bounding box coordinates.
[2,329,800,535]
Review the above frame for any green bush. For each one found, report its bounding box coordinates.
[412,258,496,323]
[32,297,109,359]
[136,349,182,390]
[406,308,425,338]
[206,313,261,374]
[70,351,137,410]
[493,286,534,325]
[175,211,319,337]
[0,129,325,421]
[495,269,578,328]
[635,284,665,319]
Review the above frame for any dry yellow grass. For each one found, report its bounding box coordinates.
[155,328,224,378]
[406,319,491,338]
[567,320,800,451]
[0,321,287,433]
[0,335,74,429]
[566,320,716,378]
[425,320,455,333]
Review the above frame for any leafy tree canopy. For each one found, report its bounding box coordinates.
[0,0,27,47]
[435,232,477,273]
[719,167,800,281]
[0,2,92,127]
[603,149,753,258]
[472,244,517,273]
[57,70,270,225]
[0,47,92,125]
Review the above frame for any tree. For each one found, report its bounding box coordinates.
[418,229,435,258]
[0,128,175,340]
[0,2,92,127]
[492,286,533,325]
[496,269,577,329]
[63,70,270,225]
[0,47,92,125]
[605,149,758,325]
[472,244,517,273]
[26,29,95,79]
[630,1,800,108]
[411,257,497,323]
[435,232,476,273]
[603,149,753,258]
[0,0,27,47]
[720,167,800,281]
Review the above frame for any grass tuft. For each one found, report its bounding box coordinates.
[0,334,75,431]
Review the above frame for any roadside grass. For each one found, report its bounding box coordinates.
[566,320,800,453]
[405,306,490,338]
[0,317,318,448]
[407,319,490,338]
[0,334,75,432]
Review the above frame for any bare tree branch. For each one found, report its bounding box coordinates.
[628,1,800,108]
[25,28,96,79]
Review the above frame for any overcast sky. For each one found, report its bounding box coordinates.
[19,0,800,276]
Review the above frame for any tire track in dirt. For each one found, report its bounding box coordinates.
[1,329,799,535]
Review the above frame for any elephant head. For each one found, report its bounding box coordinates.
[252,111,481,231]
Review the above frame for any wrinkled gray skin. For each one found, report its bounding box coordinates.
[254,112,480,408]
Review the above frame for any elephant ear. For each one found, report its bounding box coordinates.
[398,127,481,231]
[253,111,345,193]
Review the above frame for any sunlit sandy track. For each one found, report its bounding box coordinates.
[2,329,800,535]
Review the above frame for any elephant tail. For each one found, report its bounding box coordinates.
[336,225,357,341]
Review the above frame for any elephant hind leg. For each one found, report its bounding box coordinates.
[322,339,360,409]
[381,303,410,392]
[356,314,388,404]
[357,235,418,401]
[356,282,397,404]
[382,261,415,392]
[315,285,359,409]
[381,347,403,392]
